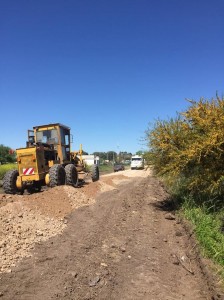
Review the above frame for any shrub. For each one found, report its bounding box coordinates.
[146,95,224,201]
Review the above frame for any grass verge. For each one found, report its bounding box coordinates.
[162,174,224,283]
[175,196,224,283]
[99,164,114,174]
[181,199,224,277]
[0,164,17,180]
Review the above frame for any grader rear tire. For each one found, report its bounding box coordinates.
[91,164,99,182]
[3,169,19,194]
[65,164,78,186]
[49,164,66,187]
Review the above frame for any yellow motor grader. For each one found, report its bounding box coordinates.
[3,123,99,194]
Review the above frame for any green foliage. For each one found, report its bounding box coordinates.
[84,164,91,172]
[93,151,132,163]
[182,198,224,269]
[0,144,16,164]
[93,151,117,161]
[0,164,17,180]
[99,164,114,174]
[145,95,224,200]
[136,150,144,156]
[118,151,132,161]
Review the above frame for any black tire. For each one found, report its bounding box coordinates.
[49,164,66,187]
[65,164,78,186]
[91,164,99,182]
[3,169,19,194]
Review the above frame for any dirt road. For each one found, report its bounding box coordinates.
[0,169,222,299]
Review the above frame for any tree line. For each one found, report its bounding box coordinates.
[93,151,133,162]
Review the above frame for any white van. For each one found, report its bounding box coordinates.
[131,155,144,170]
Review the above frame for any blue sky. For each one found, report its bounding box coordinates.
[0,0,223,154]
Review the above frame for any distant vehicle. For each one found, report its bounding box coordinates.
[131,155,144,170]
[114,163,125,172]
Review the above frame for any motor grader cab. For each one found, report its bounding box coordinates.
[3,123,99,194]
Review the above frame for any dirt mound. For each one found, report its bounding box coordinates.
[0,170,147,273]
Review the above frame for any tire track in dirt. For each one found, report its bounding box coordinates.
[0,171,222,299]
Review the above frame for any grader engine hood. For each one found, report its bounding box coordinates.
[16,146,46,181]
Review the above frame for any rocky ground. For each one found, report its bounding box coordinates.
[0,169,223,299]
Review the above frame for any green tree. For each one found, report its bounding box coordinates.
[0,144,16,164]
[93,152,107,160]
[119,151,132,161]
[93,151,118,162]
[136,150,144,156]
[107,151,117,162]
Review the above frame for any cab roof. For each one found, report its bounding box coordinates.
[33,123,70,131]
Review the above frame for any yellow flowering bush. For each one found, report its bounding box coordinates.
[146,95,224,198]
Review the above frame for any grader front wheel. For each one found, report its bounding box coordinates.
[65,164,78,186]
[91,164,99,182]
[49,164,66,187]
[3,169,19,194]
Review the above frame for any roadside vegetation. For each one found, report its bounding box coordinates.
[144,95,224,280]
[0,144,16,165]
[99,164,114,174]
[0,144,17,180]
[93,151,132,163]
[0,163,17,180]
